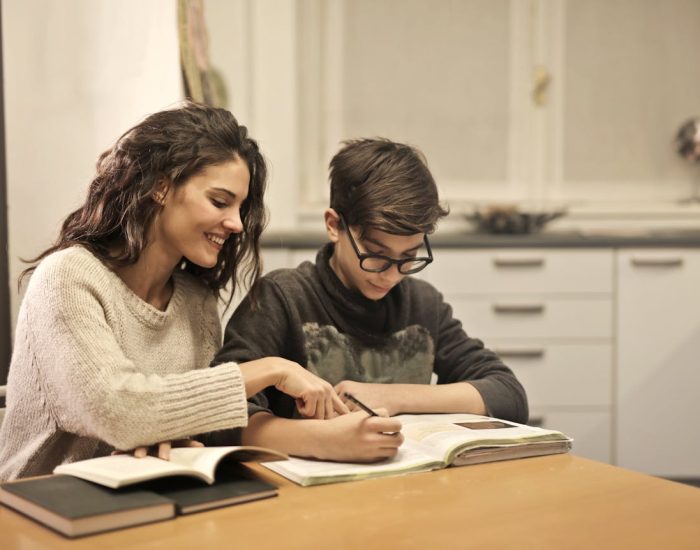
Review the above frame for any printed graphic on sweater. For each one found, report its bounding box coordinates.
[302,323,435,385]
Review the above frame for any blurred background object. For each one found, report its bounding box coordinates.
[674,117,700,203]
[466,206,567,234]
[179,0,228,107]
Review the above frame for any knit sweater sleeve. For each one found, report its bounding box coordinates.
[26,253,248,451]
[432,294,529,424]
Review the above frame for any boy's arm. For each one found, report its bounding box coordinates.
[434,297,528,422]
[242,411,404,462]
[433,301,528,422]
[334,380,487,417]
[336,296,528,423]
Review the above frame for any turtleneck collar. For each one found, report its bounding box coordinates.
[315,242,403,337]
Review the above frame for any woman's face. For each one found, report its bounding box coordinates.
[155,156,251,269]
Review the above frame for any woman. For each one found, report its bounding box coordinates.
[0,102,347,481]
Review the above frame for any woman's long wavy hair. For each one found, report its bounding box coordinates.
[21,101,268,304]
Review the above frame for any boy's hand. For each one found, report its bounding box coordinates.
[335,380,396,416]
[314,410,404,462]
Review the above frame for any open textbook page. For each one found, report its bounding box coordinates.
[54,446,287,489]
[398,413,572,466]
[263,413,572,486]
[262,446,444,487]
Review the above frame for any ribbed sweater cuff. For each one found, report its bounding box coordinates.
[154,363,248,441]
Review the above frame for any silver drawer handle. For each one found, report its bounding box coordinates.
[493,348,545,359]
[493,303,545,314]
[493,258,545,268]
[631,257,684,268]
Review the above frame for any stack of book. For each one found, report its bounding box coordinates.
[0,446,285,537]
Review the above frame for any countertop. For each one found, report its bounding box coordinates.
[261,229,700,249]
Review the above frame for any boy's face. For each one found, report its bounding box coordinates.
[325,209,426,301]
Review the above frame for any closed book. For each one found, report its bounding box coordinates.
[144,464,278,514]
[0,475,175,538]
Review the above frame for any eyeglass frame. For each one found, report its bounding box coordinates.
[337,213,434,274]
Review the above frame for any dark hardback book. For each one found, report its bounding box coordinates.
[0,475,175,538]
[143,463,278,514]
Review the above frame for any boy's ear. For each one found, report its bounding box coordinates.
[324,208,342,243]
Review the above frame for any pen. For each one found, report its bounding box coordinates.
[343,392,378,417]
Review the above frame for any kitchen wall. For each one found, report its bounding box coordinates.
[3,0,700,338]
[2,0,181,334]
[206,0,700,232]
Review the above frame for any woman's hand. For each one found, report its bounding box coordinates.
[112,439,204,460]
[276,361,350,419]
[238,357,350,419]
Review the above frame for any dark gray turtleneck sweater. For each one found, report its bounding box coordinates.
[214,243,528,424]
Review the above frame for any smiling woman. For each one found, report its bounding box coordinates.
[0,102,347,482]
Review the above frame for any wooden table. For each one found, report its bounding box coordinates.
[2,455,699,549]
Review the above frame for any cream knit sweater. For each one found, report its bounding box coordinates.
[0,247,248,481]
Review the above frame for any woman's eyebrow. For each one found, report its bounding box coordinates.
[211,187,236,199]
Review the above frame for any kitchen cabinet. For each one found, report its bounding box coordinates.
[616,249,700,477]
[292,1,700,210]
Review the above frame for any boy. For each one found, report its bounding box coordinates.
[214,138,528,462]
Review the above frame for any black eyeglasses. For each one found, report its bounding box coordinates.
[338,214,433,275]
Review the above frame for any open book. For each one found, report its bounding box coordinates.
[263,413,572,486]
[54,446,287,489]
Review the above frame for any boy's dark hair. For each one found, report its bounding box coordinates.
[329,138,448,237]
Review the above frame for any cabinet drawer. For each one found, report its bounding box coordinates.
[489,342,612,407]
[450,297,612,339]
[529,409,611,464]
[422,249,613,294]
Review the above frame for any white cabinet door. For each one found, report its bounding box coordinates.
[490,342,612,408]
[531,409,611,464]
[616,249,700,477]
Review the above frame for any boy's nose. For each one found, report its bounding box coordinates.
[380,263,404,284]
